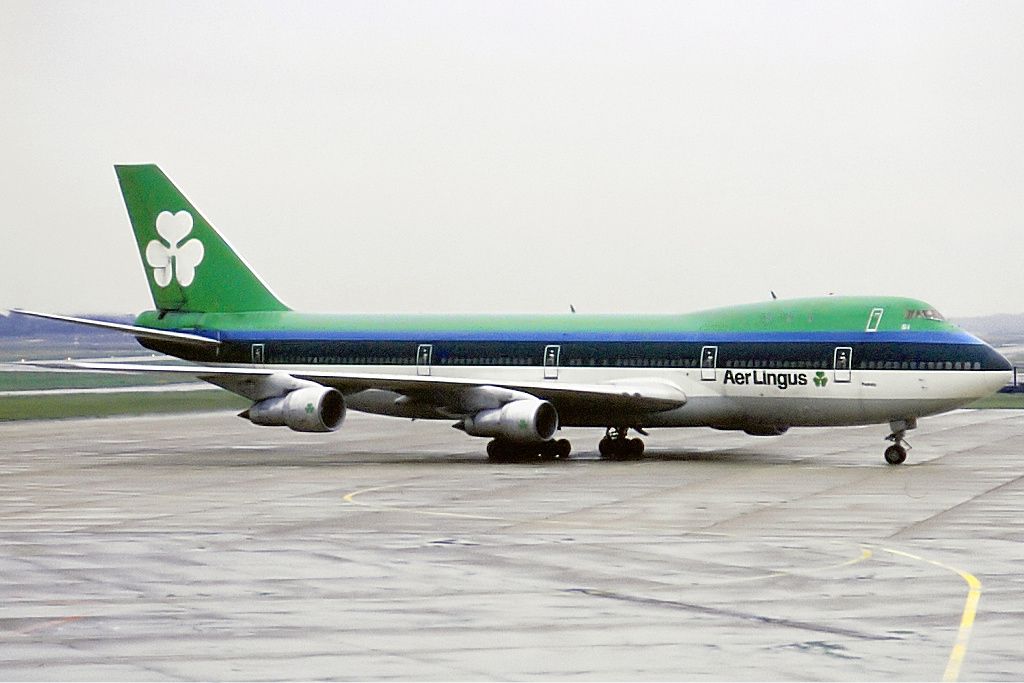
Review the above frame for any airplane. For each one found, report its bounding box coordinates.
[14,164,1013,465]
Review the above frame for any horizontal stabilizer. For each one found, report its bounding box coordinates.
[12,309,220,348]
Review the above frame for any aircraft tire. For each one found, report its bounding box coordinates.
[537,440,572,461]
[487,440,515,462]
[884,444,907,465]
[598,437,644,460]
[539,441,559,461]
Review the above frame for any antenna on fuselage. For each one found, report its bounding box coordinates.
[570,304,577,313]
[770,291,777,300]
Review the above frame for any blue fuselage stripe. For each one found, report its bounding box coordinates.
[206,329,985,345]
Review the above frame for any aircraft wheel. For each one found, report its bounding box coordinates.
[884,444,907,465]
[598,437,643,460]
[487,440,514,462]
[555,438,572,459]
[539,441,559,461]
[600,437,626,459]
[486,440,503,461]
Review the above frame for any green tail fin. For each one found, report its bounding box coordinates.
[115,164,289,313]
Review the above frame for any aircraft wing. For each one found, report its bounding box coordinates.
[33,361,687,420]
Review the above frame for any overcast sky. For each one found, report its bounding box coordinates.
[2,1,1023,317]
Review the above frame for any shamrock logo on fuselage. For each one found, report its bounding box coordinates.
[813,371,828,387]
[145,210,205,287]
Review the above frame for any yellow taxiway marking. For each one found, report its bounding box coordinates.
[14,615,82,636]
[877,546,982,682]
[343,483,509,523]
[344,482,748,534]
[702,546,873,585]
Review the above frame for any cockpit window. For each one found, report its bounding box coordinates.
[904,308,945,321]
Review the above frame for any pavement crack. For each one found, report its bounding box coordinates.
[887,470,1024,540]
[566,588,899,642]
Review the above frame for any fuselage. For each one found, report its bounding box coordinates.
[135,295,1012,432]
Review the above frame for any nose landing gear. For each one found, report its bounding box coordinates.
[884,442,908,465]
[883,418,916,465]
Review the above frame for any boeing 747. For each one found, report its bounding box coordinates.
[15,165,1013,464]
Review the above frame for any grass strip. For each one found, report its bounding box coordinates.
[967,392,1024,409]
[0,371,195,392]
[0,391,249,421]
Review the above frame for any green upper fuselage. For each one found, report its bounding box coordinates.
[136,296,957,338]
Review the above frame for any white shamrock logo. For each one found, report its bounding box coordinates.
[145,211,205,287]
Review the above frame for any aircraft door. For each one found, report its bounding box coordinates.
[833,346,852,383]
[417,344,433,376]
[544,345,560,380]
[700,346,718,381]
[251,343,265,364]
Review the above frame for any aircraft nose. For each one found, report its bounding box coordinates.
[984,344,1015,393]
[990,344,1014,372]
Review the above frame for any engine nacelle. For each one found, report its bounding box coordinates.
[743,425,790,437]
[241,386,346,433]
[461,399,558,443]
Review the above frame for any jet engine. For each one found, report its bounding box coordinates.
[240,386,346,433]
[460,399,558,443]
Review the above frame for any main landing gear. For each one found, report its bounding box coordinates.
[598,427,645,459]
[487,438,572,462]
[883,418,916,465]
